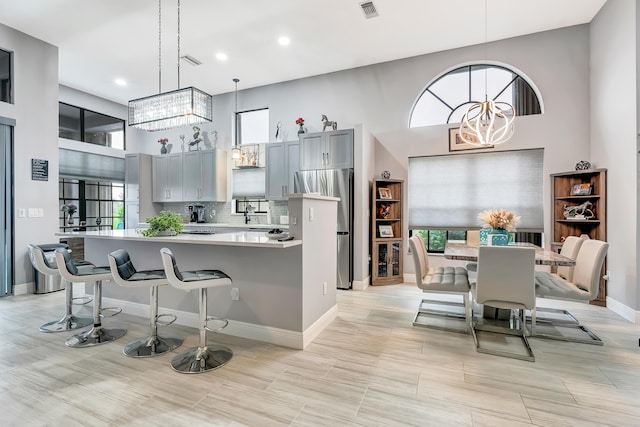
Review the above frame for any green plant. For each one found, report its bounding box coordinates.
[139,211,184,237]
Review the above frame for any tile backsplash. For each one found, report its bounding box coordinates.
[161,201,289,226]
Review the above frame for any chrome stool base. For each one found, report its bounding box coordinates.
[65,325,127,348]
[39,314,93,333]
[123,335,183,358]
[171,344,233,374]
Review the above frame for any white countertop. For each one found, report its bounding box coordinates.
[140,223,288,230]
[57,229,301,249]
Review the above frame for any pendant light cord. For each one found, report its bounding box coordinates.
[177,0,181,89]
[158,0,162,94]
[484,0,488,103]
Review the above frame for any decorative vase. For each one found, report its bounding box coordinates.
[487,228,509,246]
[67,215,74,225]
[297,124,305,135]
[160,143,168,154]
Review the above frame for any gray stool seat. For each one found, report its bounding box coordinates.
[28,243,94,333]
[160,247,233,374]
[55,249,126,347]
[108,249,183,357]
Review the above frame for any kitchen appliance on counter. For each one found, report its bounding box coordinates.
[294,168,353,289]
[188,205,207,223]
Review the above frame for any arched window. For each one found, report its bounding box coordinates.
[409,63,542,128]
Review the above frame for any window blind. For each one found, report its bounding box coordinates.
[59,149,125,182]
[408,148,543,231]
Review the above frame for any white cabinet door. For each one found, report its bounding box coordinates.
[166,153,184,201]
[265,143,285,200]
[299,133,325,170]
[125,201,139,228]
[182,151,201,201]
[152,155,168,202]
[326,129,353,169]
[285,141,299,195]
[200,150,224,201]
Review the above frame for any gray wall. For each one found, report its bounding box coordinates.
[590,0,638,313]
[0,23,58,286]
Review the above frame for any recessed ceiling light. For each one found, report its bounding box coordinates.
[216,52,228,61]
[115,79,127,86]
[278,36,290,46]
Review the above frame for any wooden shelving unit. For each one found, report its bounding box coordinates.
[551,168,607,306]
[371,179,403,285]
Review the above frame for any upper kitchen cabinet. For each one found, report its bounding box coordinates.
[265,140,299,200]
[152,153,183,202]
[299,129,353,170]
[183,149,227,202]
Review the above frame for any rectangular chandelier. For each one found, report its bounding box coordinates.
[128,86,213,132]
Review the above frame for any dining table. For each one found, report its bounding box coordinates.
[444,241,576,266]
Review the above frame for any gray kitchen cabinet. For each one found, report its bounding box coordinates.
[152,153,183,202]
[265,141,299,200]
[183,149,227,202]
[299,129,353,170]
[125,153,158,227]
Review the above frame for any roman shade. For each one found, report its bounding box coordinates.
[408,148,543,231]
[59,148,125,182]
[232,167,266,198]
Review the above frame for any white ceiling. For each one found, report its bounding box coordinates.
[0,0,606,105]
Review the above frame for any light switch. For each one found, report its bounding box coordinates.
[28,208,37,218]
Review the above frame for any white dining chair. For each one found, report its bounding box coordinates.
[464,230,480,277]
[533,236,584,325]
[409,235,471,332]
[473,246,536,362]
[534,239,608,345]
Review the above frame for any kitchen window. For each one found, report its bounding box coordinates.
[59,102,125,150]
[59,179,124,230]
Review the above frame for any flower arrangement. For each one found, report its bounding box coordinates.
[478,209,520,232]
[61,202,78,216]
[158,138,168,144]
[295,117,304,126]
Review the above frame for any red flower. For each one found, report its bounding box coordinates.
[157,138,168,144]
[295,117,304,125]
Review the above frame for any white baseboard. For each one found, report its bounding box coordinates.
[606,296,639,324]
[14,282,33,296]
[352,276,370,291]
[103,297,337,350]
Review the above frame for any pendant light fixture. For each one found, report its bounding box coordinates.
[128,0,213,132]
[231,78,241,160]
[459,0,515,146]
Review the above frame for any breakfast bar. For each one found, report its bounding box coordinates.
[57,194,339,349]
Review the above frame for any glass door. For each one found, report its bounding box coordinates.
[0,119,14,297]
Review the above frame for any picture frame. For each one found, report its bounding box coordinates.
[378,187,392,199]
[570,183,593,196]
[448,128,494,152]
[378,225,394,238]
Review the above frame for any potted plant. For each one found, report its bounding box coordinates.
[139,211,184,237]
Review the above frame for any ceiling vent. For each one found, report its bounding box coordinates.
[180,55,202,66]
[359,1,378,19]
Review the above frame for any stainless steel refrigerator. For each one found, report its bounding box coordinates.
[294,168,353,289]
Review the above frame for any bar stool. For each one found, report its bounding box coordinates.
[55,248,127,347]
[28,243,93,333]
[160,247,233,373]
[108,249,182,357]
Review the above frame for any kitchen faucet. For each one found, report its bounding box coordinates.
[244,211,251,224]
[244,203,255,224]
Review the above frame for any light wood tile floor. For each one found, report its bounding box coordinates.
[1,284,639,426]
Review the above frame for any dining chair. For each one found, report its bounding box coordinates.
[534,239,608,345]
[464,230,480,275]
[472,246,536,362]
[409,235,471,332]
[533,236,584,325]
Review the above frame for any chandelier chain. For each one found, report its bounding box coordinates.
[158,0,162,94]
[177,0,181,89]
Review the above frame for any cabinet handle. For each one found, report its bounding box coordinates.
[322,153,326,166]
[136,188,139,200]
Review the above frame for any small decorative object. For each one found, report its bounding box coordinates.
[377,203,391,219]
[296,117,305,135]
[575,160,591,171]
[382,170,391,179]
[265,228,287,240]
[378,187,392,199]
[188,126,203,150]
[478,209,520,246]
[378,225,394,238]
[61,202,77,225]
[321,114,337,131]
[179,134,185,152]
[138,211,184,237]
[158,138,168,154]
[570,183,593,196]
[563,201,595,220]
[275,121,283,141]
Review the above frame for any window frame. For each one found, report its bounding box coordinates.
[0,48,13,104]
[59,178,124,230]
[58,102,126,150]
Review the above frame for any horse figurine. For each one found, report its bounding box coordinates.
[563,200,595,219]
[321,114,337,132]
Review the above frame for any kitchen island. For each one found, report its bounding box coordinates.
[58,194,339,349]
